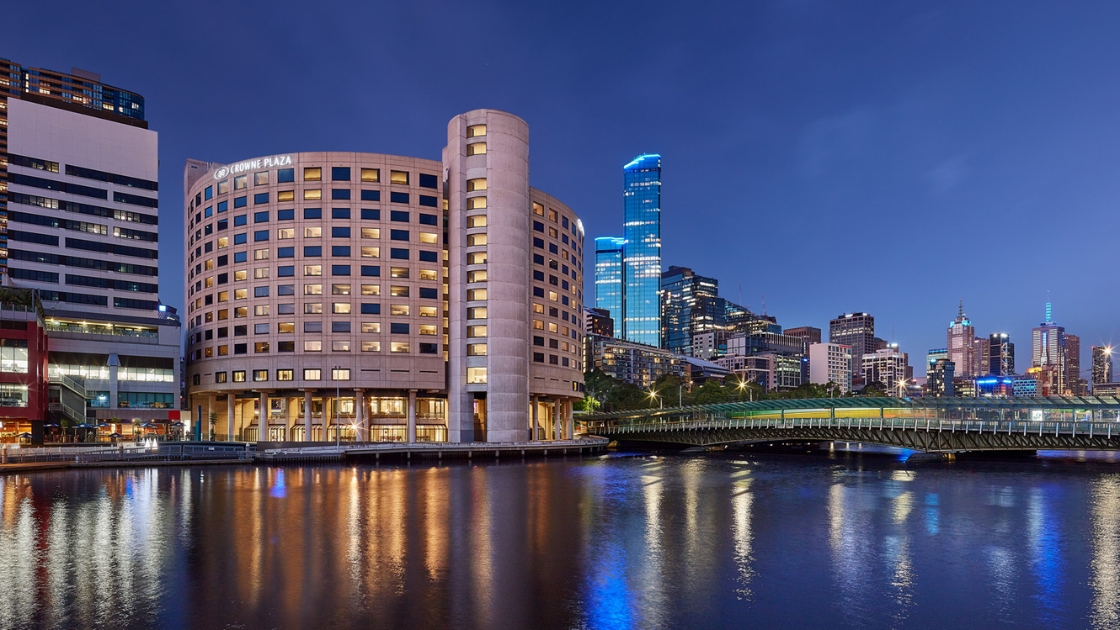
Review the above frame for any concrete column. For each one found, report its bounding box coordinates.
[553,399,561,441]
[226,393,236,442]
[303,390,312,442]
[355,389,365,442]
[566,400,574,439]
[324,396,332,441]
[107,353,120,413]
[258,391,268,442]
[531,396,539,442]
[407,390,417,443]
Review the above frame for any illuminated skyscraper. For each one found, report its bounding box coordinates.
[622,154,662,347]
[593,236,624,333]
[1031,302,1066,395]
[1092,345,1114,386]
[1066,333,1084,395]
[947,301,978,377]
[987,333,1015,376]
[829,312,875,384]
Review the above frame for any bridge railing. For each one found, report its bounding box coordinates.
[587,415,1120,440]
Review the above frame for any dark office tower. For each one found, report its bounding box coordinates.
[829,313,875,371]
[584,308,614,338]
[622,154,662,347]
[785,327,822,347]
[1092,346,1113,386]
[1065,333,1084,395]
[988,333,1015,376]
[926,359,956,397]
[660,266,751,357]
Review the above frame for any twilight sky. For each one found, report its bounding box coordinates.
[8,1,1120,375]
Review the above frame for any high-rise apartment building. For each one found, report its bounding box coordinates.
[861,346,910,392]
[593,236,623,331]
[947,302,977,378]
[1092,345,1113,386]
[1,59,181,425]
[1031,302,1066,395]
[621,154,662,347]
[829,313,874,384]
[184,109,585,444]
[808,342,852,394]
[987,333,1014,376]
[926,358,955,397]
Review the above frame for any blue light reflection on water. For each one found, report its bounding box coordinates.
[0,452,1117,629]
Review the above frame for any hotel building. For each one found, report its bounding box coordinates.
[184,110,584,443]
[1,59,181,428]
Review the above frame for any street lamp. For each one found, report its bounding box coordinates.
[648,388,662,409]
[896,378,908,398]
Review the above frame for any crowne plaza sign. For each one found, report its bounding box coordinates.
[213,155,293,179]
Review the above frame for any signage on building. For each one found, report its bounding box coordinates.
[213,155,293,180]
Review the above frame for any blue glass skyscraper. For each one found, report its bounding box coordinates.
[594,236,625,333]
[622,154,662,347]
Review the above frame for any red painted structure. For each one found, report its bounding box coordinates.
[0,298,49,445]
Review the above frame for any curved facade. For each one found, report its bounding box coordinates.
[184,110,584,443]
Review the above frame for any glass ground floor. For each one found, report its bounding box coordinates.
[187,389,576,443]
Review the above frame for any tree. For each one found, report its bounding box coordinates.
[860,381,888,397]
[693,379,730,405]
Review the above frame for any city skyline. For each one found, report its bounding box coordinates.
[6,2,1120,376]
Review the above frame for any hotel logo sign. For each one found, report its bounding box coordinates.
[213,155,293,180]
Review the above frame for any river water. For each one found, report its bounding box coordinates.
[2,450,1120,629]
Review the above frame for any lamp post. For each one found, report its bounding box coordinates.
[648,388,662,409]
[896,377,908,399]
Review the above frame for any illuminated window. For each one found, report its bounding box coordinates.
[234,289,248,300]
[234,175,248,190]
[467,252,487,265]
[467,143,486,156]
[548,322,558,333]
[254,305,270,316]
[419,306,439,318]
[390,342,409,353]
[467,288,487,301]
[304,265,322,276]
[419,269,438,281]
[467,367,487,384]
[233,370,246,382]
[390,285,409,297]
[217,237,229,248]
[390,304,410,316]
[390,170,409,185]
[549,291,558,302]
[467,197,487,210]
[467,270,487,283]
[304,341,322,353]
[468,343,487,356]
[361,168,379,183]
[532,202,544,216]
[468,325,487,338]
[332,341,351,353]
[468,307,487,320]
[532,303,545,314]
[332,302,351,314]
[467,178,487,191]
[419,325,438,336]
[303,167,322,181]
[304,283,323,295]
[277,190,294,202]
[361,246,380,258]
[305,303,323,314]
[332,284,351,295]
[218,180,230,195]
[254,171,269,186]
[254,342,269,354]
[467,124,486,138]
[419,232,438,244]
[467,233,487,247]
[254,248,269,260]
[304,368,321,380]
[361,284,380,296]
[304,189,322,201]
[234,307,248,318]
[533,319,544,330]
[278,228,294,239]
[254,267,269,279]
[253,369,267,381]
[278,322,295,333]
[234,270,248,281]
[467,215,486,228]
[304,226,322,238]
[361,322,381,333]
[361,341,381,352]
[277,369,293,381]
[390,267,409,279]
[361,228,380,239]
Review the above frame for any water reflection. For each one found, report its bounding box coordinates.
[3,456,1120,628]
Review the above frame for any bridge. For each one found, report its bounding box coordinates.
[579,396,1120,453]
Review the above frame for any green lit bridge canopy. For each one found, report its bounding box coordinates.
[581,396,1120,423]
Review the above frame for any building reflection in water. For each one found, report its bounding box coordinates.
[5,457,1120,628]
[1091,477,1120,628]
